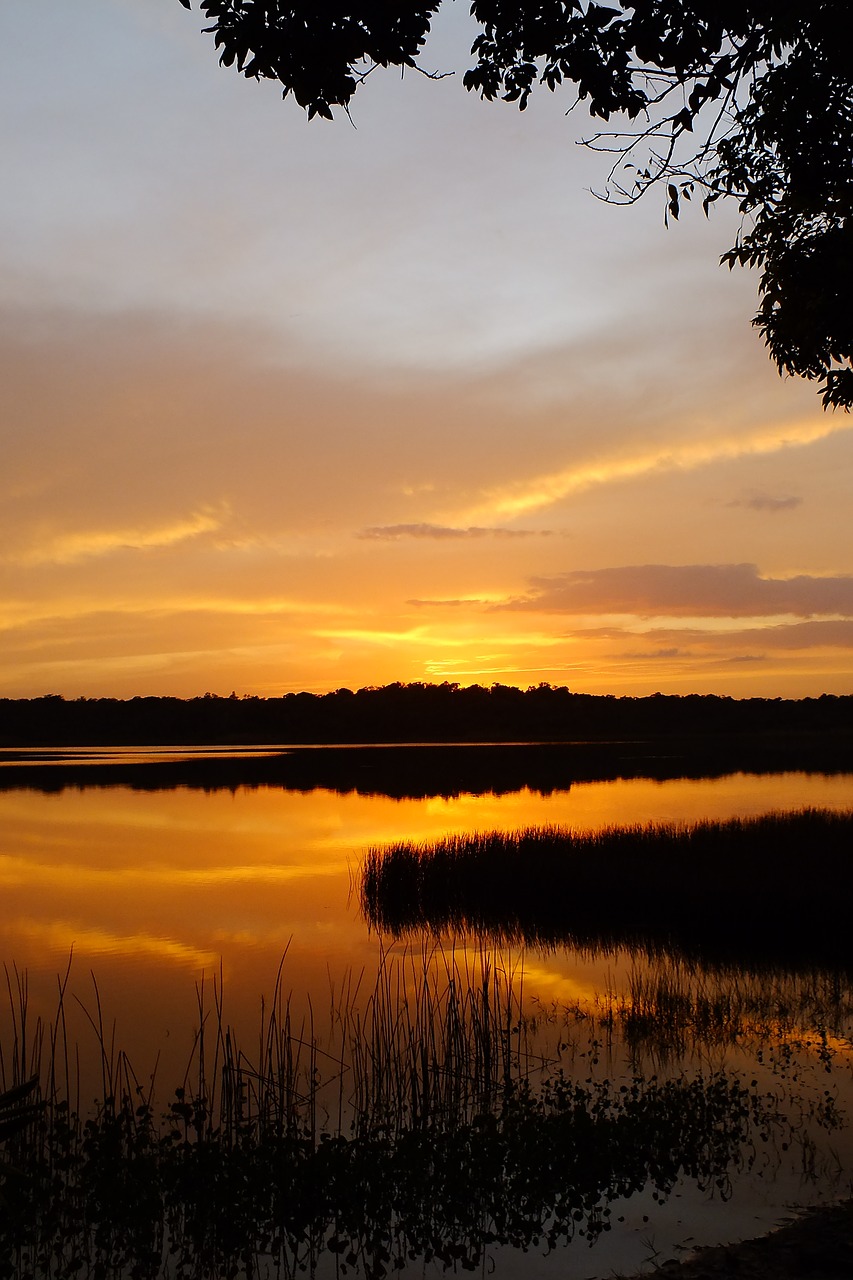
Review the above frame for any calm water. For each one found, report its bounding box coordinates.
[2,753,852,1276]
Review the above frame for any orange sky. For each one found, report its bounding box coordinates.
[2,0,852,700]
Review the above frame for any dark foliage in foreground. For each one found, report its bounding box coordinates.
[181,2,853,407]
[361,808,853,971]
[0,1068,779,1280]
[0,956,789,1280]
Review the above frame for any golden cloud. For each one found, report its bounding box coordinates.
[457,416,852,522]
[502,564,853,619]
[9,509,226,567]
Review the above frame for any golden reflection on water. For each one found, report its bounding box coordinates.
[1,768,852,1084]
[2,764,852,1280]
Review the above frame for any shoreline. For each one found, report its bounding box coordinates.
[621,1198,853,1279]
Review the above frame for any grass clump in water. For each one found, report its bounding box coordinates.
[360,808,853,970]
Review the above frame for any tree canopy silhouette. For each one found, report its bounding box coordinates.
[180,2,853,409]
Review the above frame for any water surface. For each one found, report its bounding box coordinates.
[2,754,852,1277]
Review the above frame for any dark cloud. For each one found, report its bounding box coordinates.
[617,647,689,660]
[587,619,853,654]
[703,619,853,651]
[359,524,545,541]
[614,644,767,664]
[728,493,802,513]
[407,597,492,608]
[500,564,853,619]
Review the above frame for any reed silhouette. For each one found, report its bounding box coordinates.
[0,950,821,1280]
[360,808,853,971]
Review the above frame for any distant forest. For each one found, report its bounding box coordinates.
[1,684,852,747]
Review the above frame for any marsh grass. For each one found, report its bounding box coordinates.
[360,808,853,970]
[522,958,853,1081]
[615,961,852,1061]
[0,948,815,1280]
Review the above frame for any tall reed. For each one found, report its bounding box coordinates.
[0,948,814,1279]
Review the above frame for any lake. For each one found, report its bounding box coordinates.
[1,748,852,1277]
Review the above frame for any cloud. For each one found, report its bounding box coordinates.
[617,647,688,660]
[0,594,359,640]
[756,621,850,651]
[408,596,498,607]
[358,523,545,541]
[591,618,853,653]
[8,509,226,566]
[455,417,850,522]
[728,492,803,513]
[745,619,853,649]
[501,564,853,619]
[614,645,768,664]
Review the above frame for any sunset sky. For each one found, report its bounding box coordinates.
[3,0,852,700]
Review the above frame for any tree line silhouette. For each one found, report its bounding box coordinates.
[2,684,852,747]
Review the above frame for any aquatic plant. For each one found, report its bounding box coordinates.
[360,808,853,971]
[0,951,802,1280]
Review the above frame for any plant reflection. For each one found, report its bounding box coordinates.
[0,948,830,1280]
